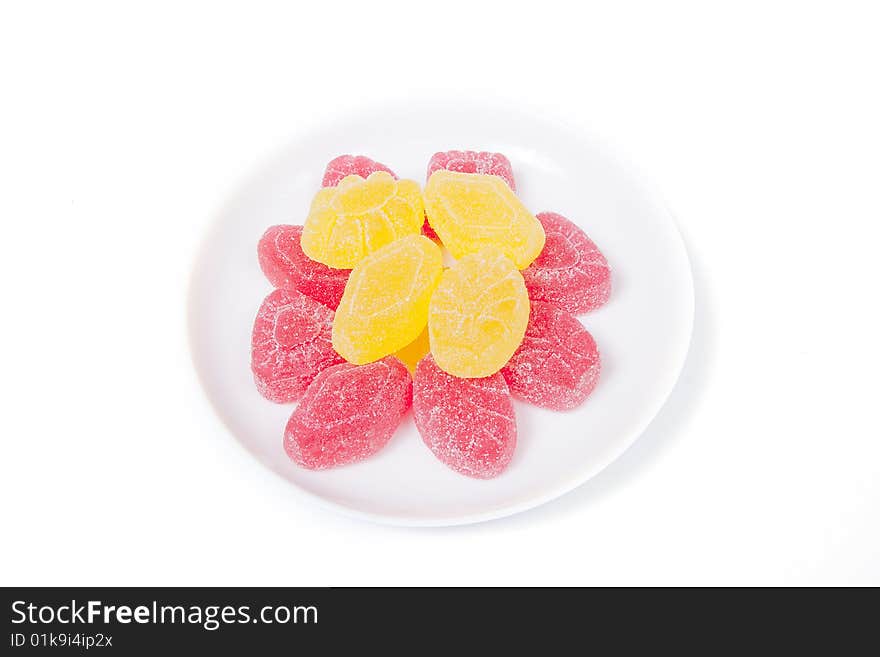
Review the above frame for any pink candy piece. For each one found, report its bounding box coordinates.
[251,289,344,403]
[426,150,516,190]
[501,301,600,411]
[257,224,350,310]
[321,154,397,187]
[522,212,611,315]
[413,355,516,479]
[284,357,412,470]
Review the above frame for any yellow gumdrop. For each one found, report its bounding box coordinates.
[333,235,443,364]
[394,326,430,373]
[428,248,529,378]
[301,171,425,268]
[424,171,545,269]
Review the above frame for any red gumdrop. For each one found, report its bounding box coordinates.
[413,355,516,479]
[501,301,600,411]
[257,224,350,309]
[421,215,439,241]
[251,289,344,403]
[321,154,397,187]
[284,357,413,470]
[426,150,516,191]
[522,212,611,315]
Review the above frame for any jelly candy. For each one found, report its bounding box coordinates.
[322,154,397,188]
[413,355,516,479]
[423,171,544,268]
[428,248,529,378]
[301,171,425,268]
[284,357,412,470]
[333,235,443,364]
[501,301,600,410]
[255,149,611,478]
[394,326,430,373]
[522,212,611,314]
[257,224,350,309]
[427,150,516,190]
[251,289,344,403]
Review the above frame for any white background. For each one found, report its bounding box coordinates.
[1,1,878,585]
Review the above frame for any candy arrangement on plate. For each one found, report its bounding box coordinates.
[252,151,611,479]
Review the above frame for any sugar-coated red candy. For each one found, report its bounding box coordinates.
[284,357,412,470]
[251,289,344,403]
[321,154,397,188]
[501,301,600,410]
[257,225,350,310]
[413,355,516,479]
[426,150,516,191]
[522,212,611,314]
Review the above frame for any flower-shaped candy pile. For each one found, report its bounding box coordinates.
[252,152,610,479]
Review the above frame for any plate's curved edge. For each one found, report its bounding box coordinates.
[185,102,697,527]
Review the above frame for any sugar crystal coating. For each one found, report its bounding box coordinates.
[284,357,412,470]
[322,154,397,187]
[251,289,344,403]
[428,248,529,378]
[522,212,611,314]
[413,355,516,479]
[423,171,545,268]
[501,301,600,410]
[427,150,516,191]
[302,171,425,268]
[333,235,443,364]
[394,325,430,373]
[257,224,350,309]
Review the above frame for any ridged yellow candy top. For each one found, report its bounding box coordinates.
[428,248,529,378]
[333,235,443,365]
[302,172,425,268]
[424,171,545,269]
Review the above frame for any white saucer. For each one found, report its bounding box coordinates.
[188,104,694,526]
